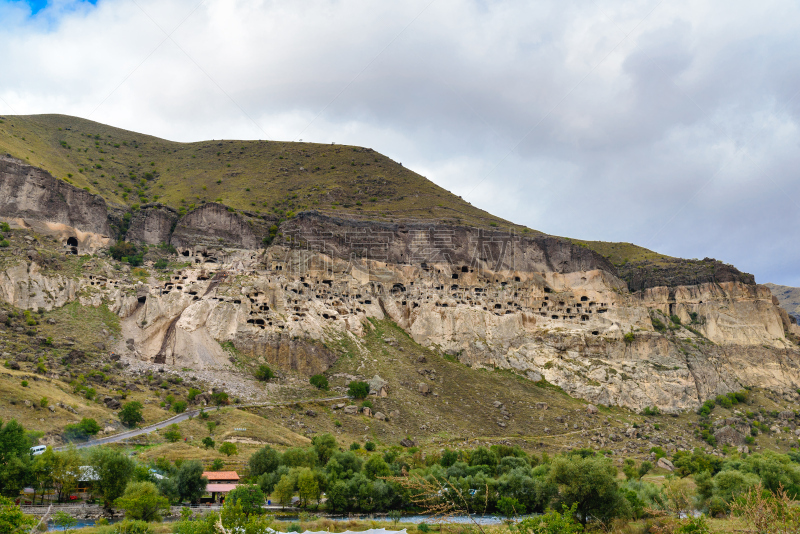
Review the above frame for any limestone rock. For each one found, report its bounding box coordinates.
[715,426,746,446]
[656,457,675,471]
[343,405,358,415]
[586,404,598,414]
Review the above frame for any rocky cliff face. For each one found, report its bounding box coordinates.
[1,159,798,413]
[0,156,112,252]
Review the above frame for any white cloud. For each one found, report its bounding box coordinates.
[2,0,800,284]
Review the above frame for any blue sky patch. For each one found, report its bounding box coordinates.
[20,0,98,15]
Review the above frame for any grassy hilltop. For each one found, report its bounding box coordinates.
[0,114,527,231]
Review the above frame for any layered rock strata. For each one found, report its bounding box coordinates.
[1,159,798,412]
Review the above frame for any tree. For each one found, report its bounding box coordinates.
[348,381,370,399]
[91,448,135,508]
[226,484,265,516]
[311,434,337,466]
[254,365,274,381]
[164,424,181,443]
[172,401,188,414]
[326,480,349,512]
[0,419,32,498]
[470,446,498,469]
[310,374,329,390]
[363,455,392,480]
[176,460,207,504]
[297,468,319,507]
[51,449,80,503]
[119,402,144,427]
[273,474,295,507]
[114,481,169,522]
[219,442,238,457]
[0,496,35,534]
[31,449,56,505]
[211,459,225,471]
[249,446,279,477]
[202,437,215,449]
[157,477,180,504]
[548,454,628,526]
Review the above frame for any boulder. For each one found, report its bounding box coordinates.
[343,405,358,415]
[779,410,795,421]
[714,425,746,446]
[374,411,386,421]
[6,361,20,370]
[103,397,121,410]
[362,407,372,417]
[418,383,431,395]
[536,402,549,410]
[586,404,598,414]
[332,403,345,410]
[656,457,675,471]
[493,401,504,408]
[526,371,543,382]
[305,410,317,417]
[400,438,415,447]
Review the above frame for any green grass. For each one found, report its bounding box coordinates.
[570,239,674,267]
[0,114,531,231]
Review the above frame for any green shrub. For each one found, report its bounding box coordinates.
[715,395,733,409]
[0,222,10,232]
[350,442,361,451]
[153,258,168,270]
[164,424,181,443]
[113,519,152,534]
[0,240,9,248]
[348,381,370,399]
[309,374,329,390]
[670,315,682,325]
[211,391,230,405]
[172,401,187,414]
[254,365,274,381]
[623,332,635,345]
[651,317,666,332]
[65,418,100,441]
[365,441,376,451]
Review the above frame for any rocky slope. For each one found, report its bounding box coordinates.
[1,152,799,415]
[766,283,800,322]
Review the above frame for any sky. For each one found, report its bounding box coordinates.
[1,0,799,285]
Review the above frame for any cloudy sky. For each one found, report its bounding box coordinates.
[1,0,799,285]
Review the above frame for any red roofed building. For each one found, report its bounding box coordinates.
[202,471,240,502]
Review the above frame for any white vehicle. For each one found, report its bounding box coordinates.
[30,445,46,456]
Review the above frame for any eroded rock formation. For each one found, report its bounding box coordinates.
[1,159,799,412]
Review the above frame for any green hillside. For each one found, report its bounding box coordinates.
[0,114,530,231]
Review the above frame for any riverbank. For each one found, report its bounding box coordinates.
[58,514,751,534]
